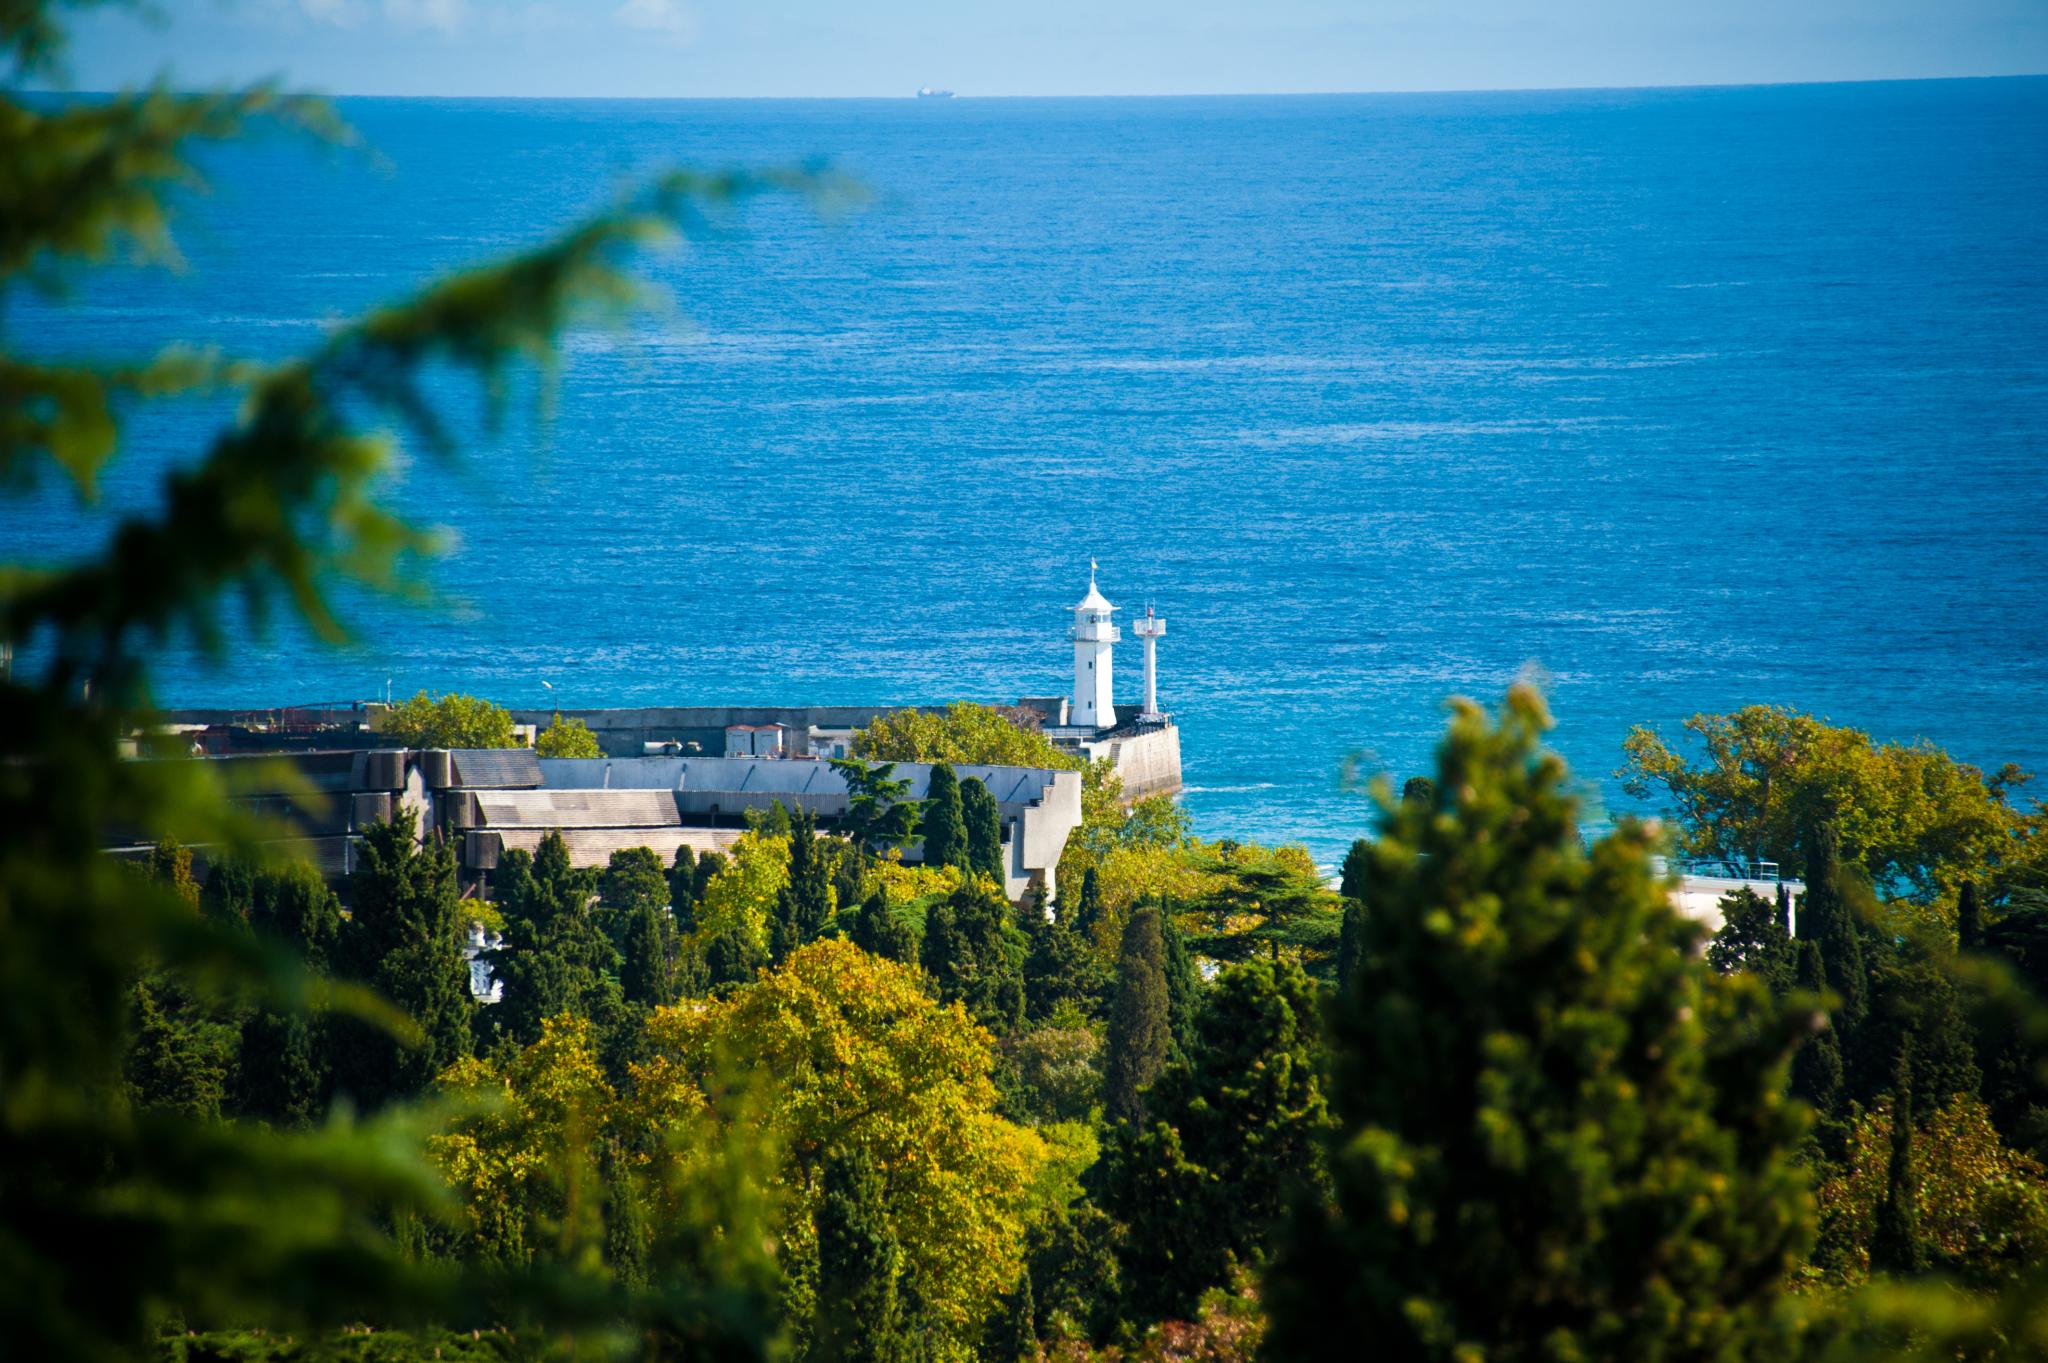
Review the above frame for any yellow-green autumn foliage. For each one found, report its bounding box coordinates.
[382,690,517,749]
[1620,704,2043,908]
[535,713,602,758]
[630,941,1049,1361]
[431,1015,615,1265]
[860,851,966,907]
[853,702,1081,771]
[1816,1094,2048,1286]
[692,831,790,951]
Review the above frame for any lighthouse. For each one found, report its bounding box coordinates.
[1070,564,1119,730]
[1133,605,1166,723]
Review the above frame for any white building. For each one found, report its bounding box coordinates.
[1070,566,1119,730]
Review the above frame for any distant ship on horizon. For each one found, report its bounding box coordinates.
[916,87,955,99]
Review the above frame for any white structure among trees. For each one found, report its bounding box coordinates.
[1070,566,1120,730]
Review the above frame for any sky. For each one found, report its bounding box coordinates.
[50,0,2048,97]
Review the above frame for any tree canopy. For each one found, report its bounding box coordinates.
[382,691,517,749]
[1621,704,2043,905]
[853,702,1081,771]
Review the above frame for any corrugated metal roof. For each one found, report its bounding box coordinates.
[473,789,682,828]
[449,748,543,789]
[536,754,1063,810]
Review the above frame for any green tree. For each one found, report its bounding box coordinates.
[1102,906,1170,1124]
[809,1147,908,1363]
[1709,885,1795,991]
[1870,1042,1929,1276]
[1620,704,2036,904]
[832,758,923,855]
[599,845,671,946]
[201,850,258,926]
[1338,837,1370,903]
[853,702,1081,772]
[669,844,700,929]
[1023,908,1110,1022]
[334,810,475,1107]
[126,974,238,1120]
[1335,901,1367,993]
[1183,849,1345,973]
[922,880,1026,1037]
[984,1272,1036,1363]
[1266,688,1814,1363]
[961,776,1004,882]
[535,711,602,758]
[1070,865,1104,936]
[1158,901,1201,1059]
[851,889,919,966]
[1957,880,1986,952]
[1805,818,1871,1039]
[1103,956,1331,1324]
[382,690,516,749]
[771,807,835,964]
[1791,941,1846,1118]
[1860,934,1981,1118]
[620,900,676,1008]
[0,2,821,1347]
[495,830,618,1045]
[233,863,345,1126]
[250,861,343,969]
[922,762,967,873]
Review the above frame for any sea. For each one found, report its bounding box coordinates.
[13,79,2048,869]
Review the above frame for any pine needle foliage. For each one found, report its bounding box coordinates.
[961,776,1005,883]
[1102,906,1171,1124]
[0,2,840,1348]
[1265,688,1816,1363]
[922,762,967,873]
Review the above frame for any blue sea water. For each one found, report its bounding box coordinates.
[13,80,2048,866]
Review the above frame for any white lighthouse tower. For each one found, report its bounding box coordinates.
[1070,563,1119,731]
[1133,605,1166,723]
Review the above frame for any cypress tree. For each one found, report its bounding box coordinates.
[1106,956,1332,1322]
[692,849,728,905]
[704,920,768,990]
[1339,837,1371,904]
[1023,905,1110,1022]
[668,842,699,929]
[1265,690,1815,1363]
[1157,900,1200,1059]
[1957,880,1984,953]
[1870,1041,1928,1276]
[961,777,1004,882]
[620,900,675,1006]
[809,1147,905,1363]
[1071,866,1104,937]
[334,809,474,1108]
[789,807,833,944]
[1102,906,1170,1123]
[1790,941,1844,1117]
[233,863,343,1125]
[921,881,1025,1036]
[852,889,919,966]
[603,1144,649,1291]
[921,762,966,872]
[1803,819,1869,1036]
[495,830,617,1045]
[1336,900,1367,993]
